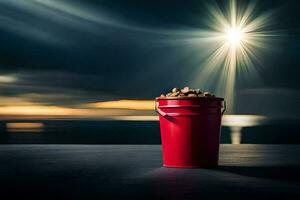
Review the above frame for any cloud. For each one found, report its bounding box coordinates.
[0,70,156,119]
[0,70,118,106]
[0,0,124,45]
[0,0,211,47]
[0,0,171,47]
[0,75,17,83]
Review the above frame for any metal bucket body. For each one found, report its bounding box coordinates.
[156,97,225,168]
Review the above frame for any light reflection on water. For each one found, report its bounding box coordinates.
[222,115,267,144]
[6,122,45,133]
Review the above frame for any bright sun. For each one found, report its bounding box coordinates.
[225,27,243,46]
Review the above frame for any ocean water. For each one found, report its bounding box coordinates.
[0,119,299,144]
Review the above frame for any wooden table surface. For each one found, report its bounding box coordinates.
[0,144,299,199]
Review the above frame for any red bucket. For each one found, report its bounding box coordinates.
[156,97,225,168]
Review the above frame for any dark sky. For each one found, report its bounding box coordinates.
[0,0,299,113]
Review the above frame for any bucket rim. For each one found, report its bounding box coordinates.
[155,97,224,101]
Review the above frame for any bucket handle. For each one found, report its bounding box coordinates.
[221,100,226,115]
[155,100,226,116]
[155,101,167,116]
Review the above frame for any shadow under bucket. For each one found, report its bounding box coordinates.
[156,97,225,168]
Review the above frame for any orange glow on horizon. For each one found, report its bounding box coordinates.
[0,103,155,120]
[6,122,45,133]
[0,105,144,116]
[6,122,44,129]
[88,100,155,110]
[0,106,78,116]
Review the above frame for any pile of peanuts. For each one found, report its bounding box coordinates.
[160,87,215,98]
